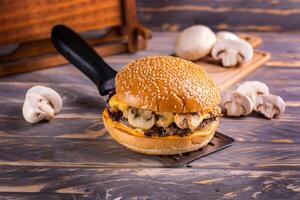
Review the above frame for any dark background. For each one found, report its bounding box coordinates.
[137,0,300,32]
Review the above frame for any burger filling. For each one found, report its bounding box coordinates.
[108,95,221,137]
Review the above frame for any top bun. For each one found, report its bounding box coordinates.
[115,56,220,113]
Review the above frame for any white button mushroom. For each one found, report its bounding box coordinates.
[212,39,253,67]
[222,81,268,117]
[216,31,239,41]
[22,86,63,124]
[221,91,254,117]
[174,113,204,131]
[26,86,62,113]
[127,108,155,129]
[221,81,285,119]
[22,93,55,123]
[236,81,269,109]
[175,25,216,61]
[256,94,285,119]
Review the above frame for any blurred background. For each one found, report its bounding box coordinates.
[0,0,299,77]
[137,0,299,32]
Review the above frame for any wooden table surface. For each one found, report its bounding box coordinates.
[0,32,300,200]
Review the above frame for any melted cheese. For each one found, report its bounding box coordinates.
[109,95,128,112]
[156,112,174,127]
[103,109,215,139]
[203,113,211,119]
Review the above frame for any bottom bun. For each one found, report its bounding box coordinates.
[102,108,219,155]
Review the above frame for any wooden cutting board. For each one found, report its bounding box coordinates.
[195,33,270,91]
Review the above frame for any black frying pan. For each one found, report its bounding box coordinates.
[51,24,116,97]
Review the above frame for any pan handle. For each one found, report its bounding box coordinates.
[51,24,117,96]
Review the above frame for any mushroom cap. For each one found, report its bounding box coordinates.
[212,39,254,67]
[237,81,269,96]
[175,25,216,61]
[26,85,62,113]
[221,91,254,116]
[216,31,239,41]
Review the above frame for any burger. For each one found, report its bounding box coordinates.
[103,56,221,155]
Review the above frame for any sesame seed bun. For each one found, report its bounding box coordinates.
[103,109,219,155]
[115,55,220,113]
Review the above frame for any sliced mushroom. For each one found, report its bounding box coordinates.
[156,112,174,127]
[212,39,253,67]
[128,108,155,129]
[22,93,55,123]
[216,31,239,41]
[175,25,216,61]
[174,113,203,131]
[256,94,285,119]
[221,91,254,117]
[174,114,189,129]
[236,81,269,109]
[22,85,63,124]
[187,113,204,131]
